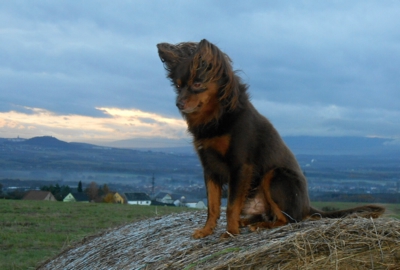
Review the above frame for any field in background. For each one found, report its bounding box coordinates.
[0,200,196,270]
[0,200,398,270]
[311,201,400,219]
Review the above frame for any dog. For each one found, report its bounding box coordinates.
[157,39,385,239]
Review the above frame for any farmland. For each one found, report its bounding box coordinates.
[0,200,195,270]
[1,200,399,269]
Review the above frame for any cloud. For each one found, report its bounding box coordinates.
[253,100,400,139]
[0,106,188,143]
[1,1,400,145]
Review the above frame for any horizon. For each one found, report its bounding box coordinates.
[2,134,400,155]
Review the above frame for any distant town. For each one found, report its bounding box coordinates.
[1,136,400,205]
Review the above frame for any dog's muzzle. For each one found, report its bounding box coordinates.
[176,100,185,110]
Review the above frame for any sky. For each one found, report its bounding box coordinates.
[1,1,400,147]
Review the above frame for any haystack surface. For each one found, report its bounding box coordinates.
[38,211,400,269]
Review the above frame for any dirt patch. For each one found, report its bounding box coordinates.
[38,212,400,269]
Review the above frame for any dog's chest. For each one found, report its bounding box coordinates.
[194,135,231,157]
[195,135,232,181]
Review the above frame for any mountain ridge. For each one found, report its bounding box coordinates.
[1,135,399,156]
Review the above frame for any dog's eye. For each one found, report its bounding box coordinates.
[190,82,206,94]
[192,82,202,89]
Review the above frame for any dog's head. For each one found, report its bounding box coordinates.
[157,39,241,126]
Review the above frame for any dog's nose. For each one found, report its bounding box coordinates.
[176,100,185,110]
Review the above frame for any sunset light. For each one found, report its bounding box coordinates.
[0,107,187,143]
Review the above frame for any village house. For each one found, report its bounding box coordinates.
[184,200,206,209]
[154,192,185,205]
[111,192,124,204]
[152,192,207,208]
[124,192,151,205]
[63,192,90,202]
[22,190,57,201]
[103,192,125,204]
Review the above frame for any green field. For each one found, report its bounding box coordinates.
[0,200,196,270]
[311,201,400,219]
[0,200,399,270]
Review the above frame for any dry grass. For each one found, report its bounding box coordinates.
[38,211,400,270]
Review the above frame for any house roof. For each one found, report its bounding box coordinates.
[124,192,151,201]
[23,190,54,200]
[154,192,184,200]
[70,192,89,201]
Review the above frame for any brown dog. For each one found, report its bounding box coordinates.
[157,39,384,239]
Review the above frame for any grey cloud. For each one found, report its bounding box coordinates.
[1,0,399,140]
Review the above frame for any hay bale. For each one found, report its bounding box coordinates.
[38,212,400,269]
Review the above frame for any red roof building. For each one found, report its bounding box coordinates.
[23,190,57,201]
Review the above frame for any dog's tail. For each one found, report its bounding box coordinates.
[308,205,385,219]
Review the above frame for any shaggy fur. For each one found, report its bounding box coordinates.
[157,39,385,239]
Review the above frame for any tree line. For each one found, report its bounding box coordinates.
[0,181,122,203]
[41,181,116,202]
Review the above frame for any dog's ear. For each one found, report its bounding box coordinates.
[157,42,198,73]
[190,39,231,82]
[192,40,240,111]
[196,39,211,52]
[157,43,181,72]
[193,39,217,69]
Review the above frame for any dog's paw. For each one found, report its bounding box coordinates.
[239,219,248,227]
[220,230,237,239]
[239,218,254,227]
[248,224,259,232]
[248,222,271,232]
[192,228,213,239]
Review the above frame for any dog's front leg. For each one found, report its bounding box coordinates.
[193,176,221,239]
[221,164,252,239]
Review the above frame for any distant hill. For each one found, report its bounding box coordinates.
[282,136,400,156]
[103,136,400,156]
[23,136,70,148]
[0,135,202,181]
[1,135,399,156]
[1,135,399,187]
[102,137,191,149]
[2,136,97,151]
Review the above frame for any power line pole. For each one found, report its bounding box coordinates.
[151,173,155,197]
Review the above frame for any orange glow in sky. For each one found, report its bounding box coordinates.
[0,106,188,143]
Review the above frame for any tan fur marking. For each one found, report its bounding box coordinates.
[193,177,221,239]
[221,164,253,238]
[195,135,230,156]
[186,82,221,128]
[263,170,287,224]
[247,169,288,231]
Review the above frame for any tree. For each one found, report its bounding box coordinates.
[41,184,71,201]
[7,189,25,200]
[77,181,83,193]
[60,185,71,199]
[97,184,110,198]
[85,181,98,201]
[103,193,115,203]
[54,184,61,197]
[102,184,110,195]
[98,185,104,197]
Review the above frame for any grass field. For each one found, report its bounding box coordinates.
[311,201,400,218]
[0,200,399,270]
[0,200,196,270]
